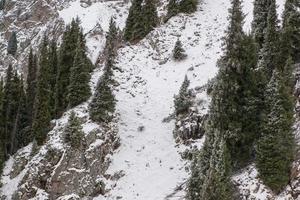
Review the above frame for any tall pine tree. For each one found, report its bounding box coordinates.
[7,31,18,56]
[252,0,272,48]
[67,37,91,108]
[256,69,295,193]
[31,38,52,145]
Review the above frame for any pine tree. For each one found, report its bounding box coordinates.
[179,0,198,14]
[64,112,84,148]
[174,75,191,115]
[256,70,295,193]
[55,19,81,117]
[89,71,115,123]
[172,39,187,60]
[12,77,28,151]
[0,79,5,173]
[67,37,91,108]
[258,0,279,80]
[142,0,159,36]
[0,0,5,10]
[31,38,51,145]
[165,0,179,21]
[7,31,18,56]
[103,18,119,61]
[252,0,272,48]
[124,0,143,41]
[49,40,58,117]
[26,49,38,126]
[281,0,300,62]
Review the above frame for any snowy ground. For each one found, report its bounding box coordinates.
[103,0,231,199]
[0,0,288,199]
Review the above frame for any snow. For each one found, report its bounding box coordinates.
[103,0,231,199]
[0,0,290,199]
[0,143,33,199]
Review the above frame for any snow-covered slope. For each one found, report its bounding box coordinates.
[0,0,295,199]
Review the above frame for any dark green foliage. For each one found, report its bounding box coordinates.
[7,31,18,56]
[252,0,272,48]
[172,39,187,60]
[165,0,198,22]
[14,78,29,150]
[124,0,143,41]
[32,38,52,145]
[165,0,179,21]
[26,49,38,126]
[64,112,84,148]
[67,38,91,108]
[49,40,58,117]
[124,0,158,42]
[0,0,5,10]
[174,75,191,115]
[103,18,119,62]
[143,0,159,35]
[179,0,198,14]
[282,0,300,62]
[256,70,295,193]
[55,19,81,117]
[258,0,280,79]
[89,71,115,123]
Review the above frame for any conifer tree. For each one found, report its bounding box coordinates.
[174,75,191,115]
[26,49,38,126]
[0,0,5,10]
[64,112,84,148]
[0,79,5,172]
[172,39,187,61]
[12,77,28,151]
[49,40,58,117]
[143,0,159,36]
[124,0,143,41]
[55,19,81,117]
[252,0,272,48]
[258,0,279,80]
[166,0,179,21]
[179,0,198,14]
[7,31,18,56]
[104,18,119,60]
[281,0,300,62]
[89,70,115,123]
[67,37,91,108]
[256,70,295,193]
[31,38,51,145]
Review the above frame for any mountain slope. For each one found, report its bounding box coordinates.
[0,0,294,199]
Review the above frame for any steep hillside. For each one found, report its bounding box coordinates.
[0,0,296,199]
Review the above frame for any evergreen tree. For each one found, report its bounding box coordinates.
[256,70,295,193]
[67,37,91,108]
[104,18,119,61]
[0,0,5,10]
[172,39,187,60]
[49,40,58,117]
[12,77,28,151]
[142,0,159,36]
[26,49,38,126]
[166,0,179,21]
[252,0,272,48]
[89,71,116,123]
[7,31,18,56]
[0,79,4,173]
[124,0,143,41]
[64,112,84,148]
[174,75,191,115]
[282,0,300,62]
[179,0,198,14]
[31,38,51,145]
[55,19,81,117]
[258,0,279,80]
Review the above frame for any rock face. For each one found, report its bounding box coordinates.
[1,106,120,199]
